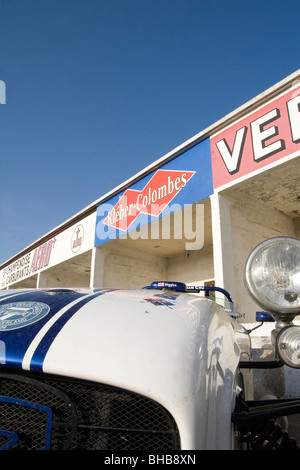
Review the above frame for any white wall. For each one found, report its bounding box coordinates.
[226,191,297,321]
[101,245,167,289]
[166,244,214,285]
[37,250,92,288]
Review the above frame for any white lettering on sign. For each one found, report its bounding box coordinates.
[287,95,300,143]
[211,88,300,187]
[103,170,194,231]
[215,127,247,174]
[250,108,285,162]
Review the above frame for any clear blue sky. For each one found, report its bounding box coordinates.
[0,0,299,264]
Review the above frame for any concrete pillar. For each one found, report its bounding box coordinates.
[210,193,236,301]
[90,247,106,289]
[36,272,48,288]
[295,219,300,239]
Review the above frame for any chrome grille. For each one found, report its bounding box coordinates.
[0,372,180,450]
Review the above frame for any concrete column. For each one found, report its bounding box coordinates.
[36,271,48,288]
[210,193,236,301]
[294,219,300,239]
[90,247,106,289]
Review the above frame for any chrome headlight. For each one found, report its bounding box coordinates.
[276,325,300,368]
[244,237,300,321]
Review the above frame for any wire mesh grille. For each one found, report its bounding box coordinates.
[0,372,180,450]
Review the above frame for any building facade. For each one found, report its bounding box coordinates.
[1,70,299,322]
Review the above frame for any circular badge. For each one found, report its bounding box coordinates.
[0,302,50,331]
[71,224,84,253]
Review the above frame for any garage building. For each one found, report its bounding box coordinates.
[1,69,299,323]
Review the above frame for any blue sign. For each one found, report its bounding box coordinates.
[95,138,213,246]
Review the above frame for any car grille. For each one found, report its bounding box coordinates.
[0,372,180,450]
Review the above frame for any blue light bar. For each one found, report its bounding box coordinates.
[145,281,234,303]
[256,311,274,322]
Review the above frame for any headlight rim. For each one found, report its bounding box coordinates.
[276,325,300,369]
[244,236,300,318]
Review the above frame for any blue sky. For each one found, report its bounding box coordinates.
[0,0,299,264]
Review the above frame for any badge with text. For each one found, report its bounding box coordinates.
[0,302,50,331]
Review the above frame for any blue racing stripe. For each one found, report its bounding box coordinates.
[0,291,28,301]
[29,291,107,371]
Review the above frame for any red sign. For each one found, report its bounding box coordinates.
[210,85,300,188]
[103,169,195,231]
[30,238,56,274]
